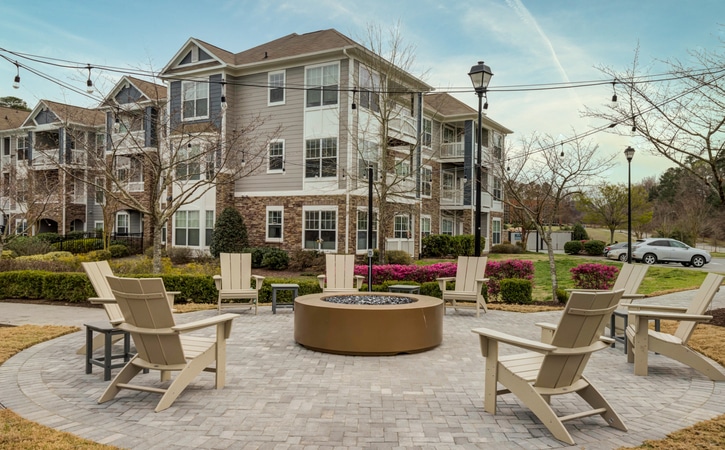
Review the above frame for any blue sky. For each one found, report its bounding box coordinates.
[1,0,723,183]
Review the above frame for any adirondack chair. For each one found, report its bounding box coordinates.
[213,253,265,314]
[567,263,649,352]
[317,254,364,293]
[78,260,179,355]
[436,256,488,317]
[472,289,627,445]
[625,272,725,380]
[98,276,239,412]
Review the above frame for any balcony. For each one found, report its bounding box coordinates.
[440,142,465,159]
[31,149,60,169]
[440,187,464,206]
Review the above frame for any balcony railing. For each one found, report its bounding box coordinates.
[32,149,60,168]
[440,188,464,205]
[440,142,465,159]
[69,149,86,165]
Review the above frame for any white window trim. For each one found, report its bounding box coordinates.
[304,62,340,109]
[356,207,378,254]
[266,206,284,242]
[393,214,411,240]
[94,221,104,232]
[421,165,433,198]
[268,70,286,106]
[302,205,338,252]
[181,80,210,121]
[492,218,502,245]
[116,212,130,235]
[420,215,432,239]
[173,210,202,248]
[267,139,285,173]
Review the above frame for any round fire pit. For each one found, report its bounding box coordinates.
[294,292,443,355]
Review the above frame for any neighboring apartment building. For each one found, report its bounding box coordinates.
[159,29,512,256]
[0,101,104,235]
[0,105,30,233]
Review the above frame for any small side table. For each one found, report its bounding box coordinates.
[271,283,299,314]
[85,322,132,381]
[610,311,660,353]
[388,284,421,294]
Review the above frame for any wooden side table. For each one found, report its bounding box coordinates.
[388,284,421,294]
[85,322,131,381]
[271,283,299,314]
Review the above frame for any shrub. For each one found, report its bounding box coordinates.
[490,243,524,254]
[260,248,289,270]
[451,235,474,256]
[570,263,619,290]
[385,250,412,265]
[108,244,130,258]
[144,246,167,259]
[421,234,453,258]
[564,240,583,255]
[167,246,195,265]
[209,207,248,258]
[288,249,326,272]
[50,238,103,254]
[571,223,589,240]
[1,250,16,259]
[86,250,112,261]
[556,288,569,303]
[583,240,606,256]
[500,278,533,304]
[16,251,73,261]
[353,262,457,285]
[6,236,52,256]
[35,232,62,244]
[485,260,535,301]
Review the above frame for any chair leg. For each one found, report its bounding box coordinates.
[155,349,215,412]
[577,379,627,431]
[98,357,143,404]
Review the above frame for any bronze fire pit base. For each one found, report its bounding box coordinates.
[294,292,443,355]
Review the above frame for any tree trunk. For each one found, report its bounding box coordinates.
[152,225,164,274]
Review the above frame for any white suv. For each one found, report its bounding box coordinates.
[631,238,711,267]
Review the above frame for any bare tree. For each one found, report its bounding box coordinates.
[575,182,652,244]
[500,133,616,300]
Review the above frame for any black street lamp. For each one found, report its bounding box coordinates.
[468,61,493,257]
[624,146,635,263]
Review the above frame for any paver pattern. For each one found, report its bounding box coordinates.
[1,289,724,449]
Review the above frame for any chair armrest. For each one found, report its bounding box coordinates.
[172,313,240,333]
[252,275,265,291]
[472,327,556,353]
[213,275,222,290]
[621,293,645,299]
[354,275,364,289]
[437,277,454,292]
[628,310,712,322]
[317,275,325,289]
[89,297,116,305]
[536,322,557,331]
[535,322,557,344]
[622,303,687,313]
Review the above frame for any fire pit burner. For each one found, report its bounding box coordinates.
[323,295,415,305]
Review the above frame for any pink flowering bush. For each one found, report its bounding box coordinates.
[354,262,457,285]
[485,259,535,300]
[570,263,619,290]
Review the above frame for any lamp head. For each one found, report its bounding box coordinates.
[468,61,493,94]
[624,146,635,161]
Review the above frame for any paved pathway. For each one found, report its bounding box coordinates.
[1,289,725,449]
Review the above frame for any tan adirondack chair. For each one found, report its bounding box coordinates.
[317,254,364,293]
[78,261,179,355]
[213,253,265,314]
[436,256,488,317]
[98,276,239,412]
[472,289,627,445]
[625,272,725,380]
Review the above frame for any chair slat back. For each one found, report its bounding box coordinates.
[106,276,185,366]
[220,253,252,290]
[675,273,723,343]
[613,263,648,294]
[326,254,356,290]
[535,289,623,389]
[82,260,124,323]
[454,256,487,292]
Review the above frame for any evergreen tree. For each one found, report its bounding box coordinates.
[571,223,589,241]
[209,207,248,258]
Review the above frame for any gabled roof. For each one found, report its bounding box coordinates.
[425,93,513,134]
[231,29,358,66]
[100,75,167,108]
[0,106,30,131]
[22,100,104,128]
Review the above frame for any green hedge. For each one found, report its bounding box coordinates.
[500,278,533,304]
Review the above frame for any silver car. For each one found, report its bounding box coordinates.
[631,238,711,267]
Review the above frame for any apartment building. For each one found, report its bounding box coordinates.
[159,29,512,256]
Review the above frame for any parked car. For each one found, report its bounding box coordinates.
[631,238,711,267]
[603,242,628,256]
[607,247,630,261]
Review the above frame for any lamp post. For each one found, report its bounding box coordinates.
[468,61,493,256]
[624,146,635,263]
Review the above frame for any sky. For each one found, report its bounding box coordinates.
[1,0,723,184]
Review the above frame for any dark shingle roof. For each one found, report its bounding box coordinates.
[0,106,30,131]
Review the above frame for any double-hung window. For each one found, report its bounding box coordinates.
[16,136,27,160]
[205,211,214,247]
[357,140,378,180]
[306,63,338,107]
[175,210,200,246]
[116,212,129,235]
[177,145,202,181]
[182,80,209,120]
[304,208,336,250]
[441,218,453,236]
[422,118,432,147]
[493,176,502,201]
[269,71,285,105]
[266,206,283,242]
[359,66,380,112]
[268,140,284,172]
[421,166,432,197]
[356,209,378,251]
[305,137,337,178]
[394,215,410,239]
[420,216,431,239]
[492,219,502,245]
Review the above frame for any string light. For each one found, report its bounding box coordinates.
[220,80,227,110]
[86,64,93,94]
[12,62,20,89]
[611,79,617,103]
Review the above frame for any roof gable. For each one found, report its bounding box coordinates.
[0,106,30,131]
[101,76,167,108]
[22,100,104,128]
[161,38,230,75]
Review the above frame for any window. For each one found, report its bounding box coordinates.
[205,211,214,247]
[115,156,144,190]
[175,210,200,246]
[268,140,284,172]
[94,221,104,233]
[441,218,454,235]
[305,137,337,178]
[16,137,27,160]
[94,178,104,205]
[95,133,105,158]
[422,118,432,147]
[2,137,9,156]
[357,140,378,180]
[420,216,431,239]
[116,213,129,235]
[493,176,502,201]
[356,209,378,251]
[359,66,380,112]
[421,166,432,197]
[182,80,209,120]
[395,159,411,178]
[115,112,144,134]
[442,126,457,144]
[176,145,202,181]
[15,218,27,235]
[306,63,338,107]
[303,208,336,250]
[492,219,502,245]
[394,215,410,239]
[266,207,283,242]
[493,132,503,160]
[268,71,285,104]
